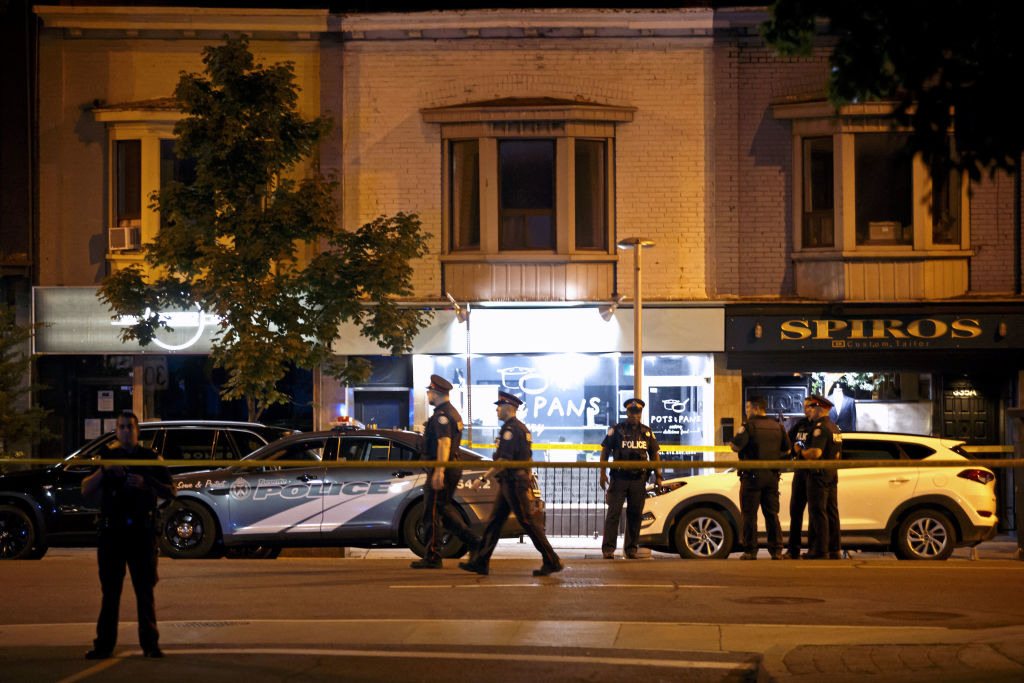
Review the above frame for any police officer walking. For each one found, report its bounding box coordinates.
[459,391,563,577]
[730,396,791,560]
[783,396,816,559]
[411,374,480,569]
[600,398,661,559]
[81,410,174,659]
[800,394,843,559]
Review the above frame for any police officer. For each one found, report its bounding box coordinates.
[800,394,843,559]
[81,410,174,659]
[599,397,661,559]
[411,374,480,569]
[730,396,791,560]
[459,391,563,577]
[783,396,816,559]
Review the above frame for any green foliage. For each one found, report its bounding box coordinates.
[99,36,430,420]
[762,0,1024,181]
[0,304,51,454]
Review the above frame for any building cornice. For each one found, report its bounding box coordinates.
[34,5,330,37]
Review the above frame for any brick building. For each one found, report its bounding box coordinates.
[25,6,1023,526]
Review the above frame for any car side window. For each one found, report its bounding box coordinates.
[161,429,218,463]
[230,432,268,458]
[392,444,419,461]
[212,431,234,461]
[367,441,391,461]
[899,443,936,460]
[267,439,326,466]
[337,439,369,462]
[840,439,902,461]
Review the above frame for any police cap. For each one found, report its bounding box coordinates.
[426,374,453,393]
[495,390,523,407]
[806,394,834,409]
[624,397,645,412]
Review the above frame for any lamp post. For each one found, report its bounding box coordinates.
[617,237,656,401]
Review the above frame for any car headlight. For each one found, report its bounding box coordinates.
[646,481,685,498]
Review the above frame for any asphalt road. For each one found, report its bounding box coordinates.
[2,543,1022,682]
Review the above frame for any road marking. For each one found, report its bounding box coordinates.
[102,647,757,672]
[389,583,711,589]
[57,654,130,683]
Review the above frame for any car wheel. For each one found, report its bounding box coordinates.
[0,505,37,560]
[160,500,219,559]
[224,545,281,560]
[402,501,467,559]
[673,508,734,560]
[896,509,955,561]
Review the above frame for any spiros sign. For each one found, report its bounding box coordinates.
[728,314,1014,351]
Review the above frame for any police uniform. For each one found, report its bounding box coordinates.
[785,416,814,558]
[804,398,842,559]
[415,374,479,567]
[91,444,173,657]
[731,414,791,558]
[601,398,660,559]
[460,391,563,577]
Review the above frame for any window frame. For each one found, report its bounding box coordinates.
[781,102,971,256]
[424,100,633,263]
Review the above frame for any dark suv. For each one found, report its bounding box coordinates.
[0,421,291,559]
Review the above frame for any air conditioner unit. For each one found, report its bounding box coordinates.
[868,221,901,242]
[108,226,141,251]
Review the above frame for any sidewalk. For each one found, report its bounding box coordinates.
[286,534,1023,561]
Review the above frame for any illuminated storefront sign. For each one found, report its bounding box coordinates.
[727,314,1022,352]
[415,352,714,449]
[33,287,219,354]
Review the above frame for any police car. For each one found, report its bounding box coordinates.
[639,432,998,561]
[160,428,523,559]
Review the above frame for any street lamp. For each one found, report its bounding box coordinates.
[616,237,656,402]
[445,292,471,446]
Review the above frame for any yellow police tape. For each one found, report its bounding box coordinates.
[1,456,1021,470]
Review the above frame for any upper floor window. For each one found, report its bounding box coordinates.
[779,101,970,253]
[424,98,632,258]
[94,99,184,257]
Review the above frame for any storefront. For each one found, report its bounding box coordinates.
[725,303,1024,530]
[32,287,312,455]
[329,304,724,470]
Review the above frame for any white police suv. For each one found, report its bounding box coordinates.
[639,432,998,561]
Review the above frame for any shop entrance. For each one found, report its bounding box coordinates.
[940,377,997,444]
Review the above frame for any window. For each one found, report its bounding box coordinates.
[574,139,608,250]
[115,140,142,229]
[854,133,913,245]
[802,137,834,248]
[424,98,634,259]
[776,102,970,254]
[159,139,197,229]
[450,140,480,250]
[499,140,555,250]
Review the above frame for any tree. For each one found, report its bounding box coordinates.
[762,0,1024,182]
[0,304,50,456]
[100,36,430,421]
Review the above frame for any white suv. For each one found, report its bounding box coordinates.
[640,432,998,561]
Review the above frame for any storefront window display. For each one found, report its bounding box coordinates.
[414,352,714,472]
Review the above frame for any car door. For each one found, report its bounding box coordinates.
[51,427,162,538]
[837,438,920,532]
[319,437,425,538]
[225,436,332,541]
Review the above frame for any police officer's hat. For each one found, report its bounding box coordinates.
[806,394,834,409]
[426,374,453,393]
[495,390,523,407]
[623,397,645,412]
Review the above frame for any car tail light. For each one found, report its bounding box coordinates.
[957,469,995,485]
